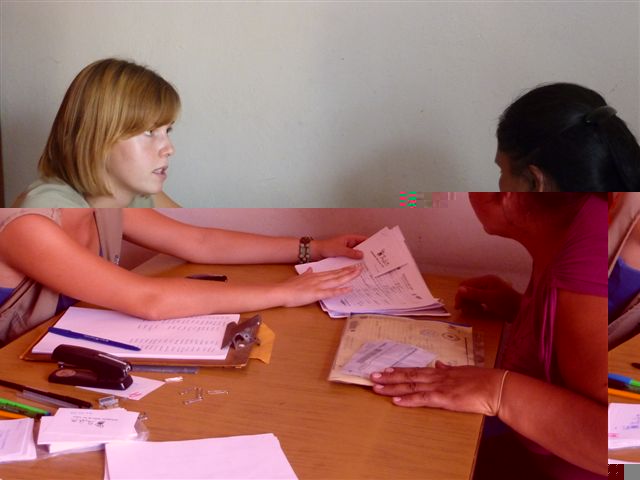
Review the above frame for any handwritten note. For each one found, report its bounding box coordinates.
[79,375,164,400]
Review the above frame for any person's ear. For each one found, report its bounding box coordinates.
[527,165,546,192]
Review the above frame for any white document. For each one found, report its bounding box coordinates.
[79,375,164,401]
[609,403,640,449]
[38,408,139,445]
[0,418,36,463]
[358,226,408,277]
[104,433,298,479]
[31,307,239,360]
[296,226,445,317]
[341,340,437,379]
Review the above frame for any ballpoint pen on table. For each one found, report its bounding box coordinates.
[0,379,92,409]
[609,373,640,388]
[48,327,141,351]
[609,378,640,393]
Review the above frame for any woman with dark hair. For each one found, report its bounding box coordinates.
[371,193,607,479]
[495,83,640,191]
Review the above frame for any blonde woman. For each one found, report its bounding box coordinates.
[13,58,181,207]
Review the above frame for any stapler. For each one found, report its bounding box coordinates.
[49,344,133,390]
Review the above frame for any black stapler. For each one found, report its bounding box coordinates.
[49,344,133,390]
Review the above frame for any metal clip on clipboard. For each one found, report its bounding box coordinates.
[222,314,262,350]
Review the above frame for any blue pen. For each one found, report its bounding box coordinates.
[48,327,141,351]
[608,373,640,388]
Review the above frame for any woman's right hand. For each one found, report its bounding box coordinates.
[454,275,521,320]
[277,264,363,308]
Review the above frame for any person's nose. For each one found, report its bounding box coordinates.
[160,137,175,157]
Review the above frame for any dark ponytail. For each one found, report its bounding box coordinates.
[496,83,640,191]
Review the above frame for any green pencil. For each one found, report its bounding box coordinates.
[0,397,51,417]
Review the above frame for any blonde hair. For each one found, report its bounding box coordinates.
[38,58,181,196]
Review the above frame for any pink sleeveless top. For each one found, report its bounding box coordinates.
[501,194,607,382]
[500,195,607,478]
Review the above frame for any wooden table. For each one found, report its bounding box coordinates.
[0,261,503,479]
[609,333,640,463]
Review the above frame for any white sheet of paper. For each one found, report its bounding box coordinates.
[31,307,238,360]
[358,226,408,277]
[38,408,138,444]
[341,340,437,378]
[609,403,640,449]
[0,418,36,463]
[104,433,298,479]
[78,375,164,400]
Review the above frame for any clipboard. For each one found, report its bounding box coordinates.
[20,313,263,369]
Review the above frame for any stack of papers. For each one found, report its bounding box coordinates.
[609,403,640,449]
[38,408,139,453]
[329,314,474,386]
[104,433,297,479]
[0,418,36,463]
[295,226,447,318]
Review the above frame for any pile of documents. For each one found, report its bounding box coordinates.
[609,403,640,449]
[330,314,475,386]
[0,418,37,462]
[295,226,447,318]
[104,433,297,479]
[37,407,140,453]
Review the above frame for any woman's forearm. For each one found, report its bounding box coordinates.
[498,371,606,475]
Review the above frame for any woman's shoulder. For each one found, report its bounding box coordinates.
[0,208,61,234]
[14,178,90,208]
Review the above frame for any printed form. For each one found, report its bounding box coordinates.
[296,226,446,317]
[31,307,238,360]
[330,314,474,386]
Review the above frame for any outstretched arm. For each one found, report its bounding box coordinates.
[0,214,361,320]
[122,209,365,265]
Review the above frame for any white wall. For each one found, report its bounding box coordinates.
[142,195,532,291]
[1,1,638,206]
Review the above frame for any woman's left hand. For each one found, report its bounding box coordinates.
[312,235,367,261]
[370,361,506,416]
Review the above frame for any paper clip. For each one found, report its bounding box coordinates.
[207,390,228,395]
[164,376,184,383]
[182,386,204,405]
